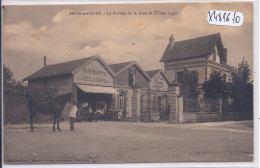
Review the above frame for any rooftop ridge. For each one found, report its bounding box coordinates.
[175,33,220,44]
[45,55,96,67]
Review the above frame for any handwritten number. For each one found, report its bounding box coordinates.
[232,12,236,23]
[235,16,240,23]
[208,10,243,26]
[226,13,230,22]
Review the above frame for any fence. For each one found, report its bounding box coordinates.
[183,97,226,113]
[182,96,249,123]
[183,97,200,112]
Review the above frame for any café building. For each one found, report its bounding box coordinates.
[23,55,119,120]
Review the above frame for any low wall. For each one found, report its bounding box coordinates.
[183,112,247,123]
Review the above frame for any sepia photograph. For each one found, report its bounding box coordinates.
[2,1,256,166]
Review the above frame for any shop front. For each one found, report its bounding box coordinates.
[73,58,119,121]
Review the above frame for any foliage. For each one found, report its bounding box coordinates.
[201,58,253,118]
[202,71,229,99]
[230,58,253,116]
[3,65,57,124]
[178,69,199,98]
[230,58,252,87]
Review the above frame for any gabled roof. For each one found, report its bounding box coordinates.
[145,69,161,78]
[145,69,170,84]
[160,33,223,62]
[109,61,151,81]
[23,55,115,81]
[109,61,133,74]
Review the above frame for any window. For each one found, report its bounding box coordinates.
[129,72,135,86]
[141,93,148,110]
[176,72,183,82]
[212,49,216,61]
[118,94,124,111]
[119,96,124,110]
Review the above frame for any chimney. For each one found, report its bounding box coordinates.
[44,56,47,67]
[168,33,175,49]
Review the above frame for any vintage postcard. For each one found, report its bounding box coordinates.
[2,1,257,167]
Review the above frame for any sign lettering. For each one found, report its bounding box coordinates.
[74,60,114,86]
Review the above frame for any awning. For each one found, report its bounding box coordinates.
[76,84,119,94]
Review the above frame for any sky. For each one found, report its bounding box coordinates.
[3,2,254,81]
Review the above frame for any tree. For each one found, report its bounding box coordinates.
[231,58,252,87]
[202,71,229,99]
[3,65,23,125]
[4,65,17,87]
[178,69,199,98]
[230,58,253,117]
[3,65,58,125]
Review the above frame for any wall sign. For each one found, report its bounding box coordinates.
[149,73,168,91]
[74,60,114,86]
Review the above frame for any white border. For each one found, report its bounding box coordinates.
[1,1,259,168]
[1,0,259,5]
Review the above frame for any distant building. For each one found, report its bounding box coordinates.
[160,33,231,85]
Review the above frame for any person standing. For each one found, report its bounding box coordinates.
[70,100,78,131]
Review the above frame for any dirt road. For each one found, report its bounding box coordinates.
[4,120,254,164]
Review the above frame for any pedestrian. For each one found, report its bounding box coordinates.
[70,99,78,131]
[118,111,123,121]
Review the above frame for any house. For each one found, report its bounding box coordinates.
[160,33,231,85]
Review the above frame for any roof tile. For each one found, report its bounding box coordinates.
[109,61,133,73]
[160,33,220,62]
[23,56,95,81]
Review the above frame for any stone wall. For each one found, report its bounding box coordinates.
[183,112,248,123]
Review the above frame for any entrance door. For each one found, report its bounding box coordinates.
[117,94,125,120]
[160,95,168,120]
[158,96,162,112]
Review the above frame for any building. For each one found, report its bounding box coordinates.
[160,33,231,85]
[23,56,170,122]
[23,55,119,120]
[145,69,169,121]
[109,61,151,122]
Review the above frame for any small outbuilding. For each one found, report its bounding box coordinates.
[145,69,169,121]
